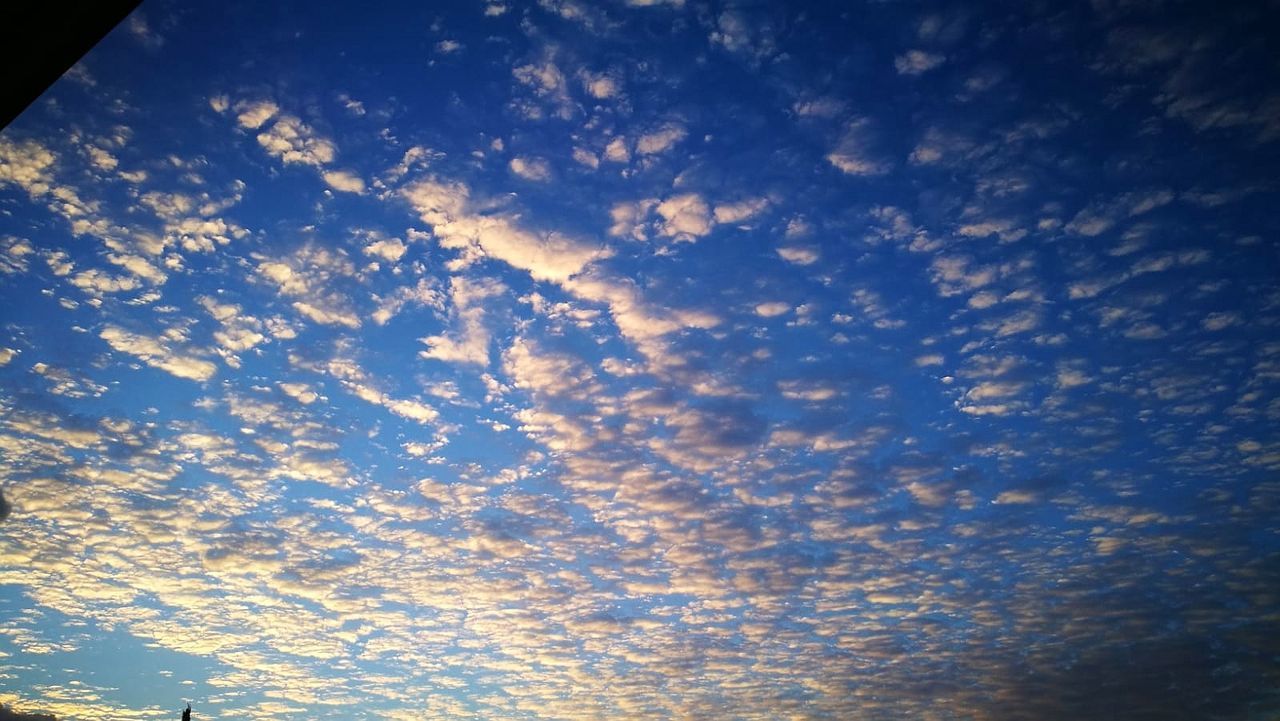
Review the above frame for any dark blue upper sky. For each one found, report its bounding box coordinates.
[1,1,1278,719]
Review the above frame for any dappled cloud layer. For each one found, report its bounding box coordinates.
[1,1,1279,720]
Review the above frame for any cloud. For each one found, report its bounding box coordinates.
[278,382,319,404]
[126,12,164,48]
[710,10,777,65]
[372,277,443,325]
[994,490,1039,504]
[793,97,846,118]
[509,156,552,181]
[1201,312,1240,331]
[755,301,791,317]
[69,269,141,295]
[561,269,719,369]
[656,193,712,239]
[572,147,599,168]
[5,10,1277,721]
[636,123,688,155]
[826,118,890,176]
[420,276,505,366]
[322,169,365,193]
[99,326,216,381]
[713,197,768,225]
[0,138,56,197]
[776,245,820,265]
[894,49,946,75]
[603,136,630,163]
[233,100,279,129]
[956,217,1026,243]
[257,115,337,167]
[580,70,621,99]
[255,246,361,328]
[362,236,407,262]
[512,56,574,119]
[402,177,611,282]
[608,199,656,240]
[317,351,439,423]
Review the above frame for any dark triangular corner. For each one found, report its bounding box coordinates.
[0,0,144,130]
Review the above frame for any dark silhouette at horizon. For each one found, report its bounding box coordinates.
[0,705,56,721]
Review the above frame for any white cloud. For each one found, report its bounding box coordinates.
[293,301,360,328]
[126,12,163,48]
[255,246,361,328]
[776,246,820,265]
[0,137,56,197]
[86,146,118,172]
[826,118,890,176]
[372,278,443,325]
[966,380,1026,401]
[968,291,1000,309]
[636,123,687,155]
[513,58,574,119]
[1202,312,1240,331]
[713,197,768,225]
[509,156,552,181]
[755,302,791,317]
[993,309,1042,337]
[580,70,621,99]
[562,270,719,368]
[322,169,365,193]
[420,276,505,366]
[792,97,846,118]
[402,178,611,283]
[895,49,946,75]
[656,193,712,239]
[1056,365,1092,389]
[572,147,599,168]
[234,100,279,129]
[604,136,630,163]
[929,255,998,296]
[164,217,250,253]
[107,253,167,284]
[100,326,216,381]
[1,237,35,275]
[957,218,1026,243]
[994,490,1039,504]
[362,236,407,262]
[1065,207,1115,237]
[710,10,777,65]
[70,269,141,295]
[1124,321,1166,339]
[1127,189,1174,216]
[279,382,319,404]
[609,199,657,240]
[257,115,337,167]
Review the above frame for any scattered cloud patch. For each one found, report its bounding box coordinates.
[895,49,946,75]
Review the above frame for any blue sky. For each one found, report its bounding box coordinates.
[1,0,1278,719]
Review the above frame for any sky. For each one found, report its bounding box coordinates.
[0,0,1278,719]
